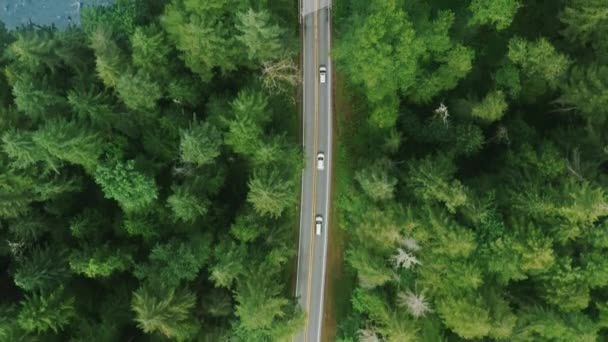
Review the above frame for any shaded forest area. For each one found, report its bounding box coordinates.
[0,0,304,341]
[333,0,608,341]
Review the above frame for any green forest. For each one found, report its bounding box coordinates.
[2,0,608,341]
[0,0,304,341]
[333,0,608,341]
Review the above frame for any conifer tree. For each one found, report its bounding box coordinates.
[94,160,158,212]
[13,246,70,292]
[17,286,75,334]
[235,9,285,63]
[131,283,199,341]
[247,168,295,218]
[468,0,521,31]
[179,122,222,166]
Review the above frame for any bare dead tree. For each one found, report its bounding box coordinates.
[400,236,420,252]
[261,57,300,96]
[397,290,432,318]
[433,102,449,127]
[391,248,421,269]
[358,327,381,342]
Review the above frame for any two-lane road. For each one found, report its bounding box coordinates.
[295,0,332,341]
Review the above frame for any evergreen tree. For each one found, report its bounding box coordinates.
[513,307,598,342]
[210,240,246,288]
[162,0,245,80]
[507,37,571,89]
[17,286,75,334]
[436,294,492,339]
[468,0,521,31]
[94,160,158,212]
[354,159,398,202]
[559,64,608,124]
[247,168,295,218]
[179,122,222,166]
[407,154,468,213]
[131,283,199,341]
[471,90,508,122]
[235,9,285,63]
[115,71,162,111]
[67,86,116,127]
[69,243,133,278]
[559,0,608,49]
[167,185,209,222]
[6,28,62,72]
[134,237,210,288]
[13,246,70,292]
[131,25,171,79]
[32,118,103,172]
[89,27,126,89]
[234,267,289,332]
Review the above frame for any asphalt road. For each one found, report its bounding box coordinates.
[294,1,332,341]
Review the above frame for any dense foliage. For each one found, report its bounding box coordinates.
[334,0,608,341]
[0,0,303,340]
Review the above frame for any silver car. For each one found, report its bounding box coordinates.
[315,215,323,235]
[319,65,327,83]
[317,152,325,170]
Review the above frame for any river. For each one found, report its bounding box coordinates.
[0,0,111,29]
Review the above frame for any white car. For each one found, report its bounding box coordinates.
[315,215,323,235]
[317,152,325,170]
[319,65,327,83]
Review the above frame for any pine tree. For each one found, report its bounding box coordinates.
[209,240,246,288]
[378,312,419,342]
[67,86,115,127]
[407,154,468,212]
[131,25,171,79]
[2,129,61,172]
[507,37,571,89]
[94,160,158,212]
[436,294,492,339]
[167,185,209,223]
[347,247,393,289]
[471,90,508,122]
[13,246,70,292]
[17,286,75,334]
[115,71,162,111]
[179,122,222,166]
[354,159,397,202]
[468,0,521,31]
[411,44,475,104]
[540,260,590,312]
[559,0,608,46]
[247,168,295,218]
[7,28,62,72]
[234,267,289,331]
[131,283,199,341]
[513,306,598,341]
[162,0,243,80]
[235,9,285,63]
[89,27,126,89]
[69,243,133,278]
[134,237,210,288]
[32,118,103,172]
[559,64,608,124]
[10,78,66,119]
[225,89,270,157]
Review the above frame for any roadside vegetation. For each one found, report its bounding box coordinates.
[333,0,608,341]
[0,0,304,340]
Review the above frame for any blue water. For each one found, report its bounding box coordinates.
[0,0,111,29]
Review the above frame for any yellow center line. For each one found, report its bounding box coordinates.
[304,0,320,341]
